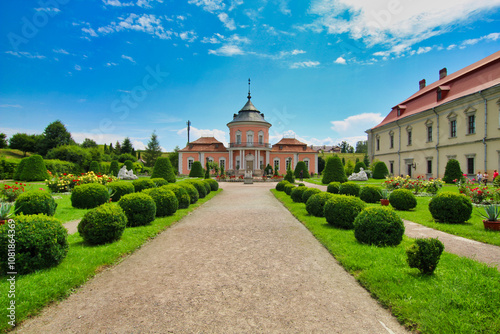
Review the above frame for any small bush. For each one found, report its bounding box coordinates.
[326,182,341,194]
[162,184,190,209]
[202,180,211,194]
[71,183,110,209]
[284,168,295,183]
[428,192,472,223]
[107,181,134,202]
[291,186,308,203]
[109,160,119,176]
[354,161,367,173]
[124,160,134,171]
[15,190,57,216]
[205,178,219,191]
[13,157,28,181]
[443,159,463,184]
[132,178,156,192]
[324,195,366,229]
[306,192,333,217]
[19,155,50,181]
[143,187,178,217]
[276,180,290,191]
[354,207,405,246]
[178,182,199,204]
[294,161,310,179]
[322,156,347,184]
[89,161,101,174]
[339,182,361,197]
[372,161,389,179]
[151,157,176,183]
[359,185,382,203]
[78,203,127,245]
[151,178,169,187]
[118,192,156,227]
[406,238,445,275]
[0,214,68,274]
[302,188,322,203]
[389,189,417,211]
[284,183,296,195]
[189,161,204,178]
[118,153,136,163]
[493,175,500,187]
[186,180,207,198]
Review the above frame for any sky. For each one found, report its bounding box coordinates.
[1,0,500,152]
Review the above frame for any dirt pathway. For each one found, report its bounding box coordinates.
[17,182,407,333]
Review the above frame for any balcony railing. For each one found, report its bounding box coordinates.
[229,142,271,148]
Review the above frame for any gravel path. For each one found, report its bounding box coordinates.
[17,182,407,333]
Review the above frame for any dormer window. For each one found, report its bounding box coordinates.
[437,86,450,101]
[397,105,406,117]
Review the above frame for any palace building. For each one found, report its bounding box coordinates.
[366,50,500,179]
[179,86,318,176]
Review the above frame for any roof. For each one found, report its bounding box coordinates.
[227,96,271,126]
[312,145,341,152]
[271,138,317,153]
[179,136,228,152]
[372,50,500,129]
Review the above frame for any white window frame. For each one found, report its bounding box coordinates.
[187,158,194,170]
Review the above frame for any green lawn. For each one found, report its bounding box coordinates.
[272,189,500,333]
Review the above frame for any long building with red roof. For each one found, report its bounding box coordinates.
[366,50,500,179]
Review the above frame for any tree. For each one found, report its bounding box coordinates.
[284,159,295,183]
[81,138,98,148]
[103,143,109,155]
[151,157,176,182]
[114,141,122,155]
[294,161,310,179]
[143,131,162,167]
[318,156,325,175]
[339,141,353,154]
[372,161,389,179]
[189,161,204,177]
[322,156,347,184]
[9,133,38,156]
[363,154,370,168]
[0,133,7,149]
[205,161,210,179]
[443,159,464,184]
[38,120,73,156]
[355,141,367,153]
[169,146,180,174]
[109,143,114,154]
[121,137,133,154]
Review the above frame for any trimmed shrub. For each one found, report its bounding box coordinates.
[406,238,445,275]
[0,214,68,274]
[109,160,119,176]
[89,161,101,174]
[46,145,92,172]
[428,192,472,223]
[306,192,333,217]
[443,159,464,184]
[324,195,366,229]
[284,167,295,183]
[297,183,305,187]
[205,178,219,191]
[107,181,134,202]
[322,156,347,184]
[186,180,207,198]
[339,182,361,197]
[389,189,417,211]
[372,161,389,179]
[13,157,28,181]
[162,184,190,209]
[132,178,156,192]
[151,157,176,183]
[354,207,405,246]
[71,183,110,209]
[124,160,134,171]
[302,187,322,203]
[19,155,50,181]
[78,203,127,245]
[15,190,57,216]
[284,183,296,195]
[327,182,341,194]
[143,187,178,217]
[189,161,204,178]
[276,180,290,191]
[354,161,367,173]
[0,158,18,180]
[294,161,310,179]
[359,185,382,203]
[178,182,199,204]
[44,159,79,175]
[151,178,169,187]
[291,186,308,203]
[117,153,136,163]
[118,192,156,227]
[202,180,211,194]
[493,175,500,187]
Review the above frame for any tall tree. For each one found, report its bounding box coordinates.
[121,137,133,154]
[81,138,98,148]
[168,146,180,174]
[355,140,368,154]
[103,143,109,154]
[339,140,353,154]
[109,142,114,153]
[38,120,73,156]
[0,133,7,149]
[9,133,39,156]
[114,141,121,155]
[144,131,162,167]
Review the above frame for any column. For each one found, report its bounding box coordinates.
[178,152,183,175]
[229,150,233,170]
[266,151,270,168]
[240,150,244,170]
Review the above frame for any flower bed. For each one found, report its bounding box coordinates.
[384,176,443,195]
[46,171,117,193]
[454,177,500,204]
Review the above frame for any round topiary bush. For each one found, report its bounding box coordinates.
[107,181,134,202]
[306,192,333,217]
[276,180,290,191]
[372,161,389,179]
[326,182,341,194]
[13,157,28,181]
[428,192,472,223]
[354,161,367,173]
[0,214,68,274]
[294,161,310,179]
[322,156,347,184]
[178,182,199,204]
[284,183,296,195]
[202,180,211,194]
[354,207,405,246]
[15,190,57,216]
[132,178,156,192]
[77,203,127,245]
[291,186,308,203]
[186,180,207,198]
[89,161,101,174]
[118,192,156,227]
[339,182,361,197]
[71,183,110,209]
[162,184,190,209]
[151,157,176,183]
[151,178,169,187]
[406,238,445,275]
[109,160,119,176]
[359,185,382,203]
[189,161,204,178]
[143,187,178,217]
[324,195,366,229]
[124,160,134,171]
[19,155,50,181]
[443,159,464,184]
[302,188,322,203]
[205,178,219,191]
[389,189,417,211]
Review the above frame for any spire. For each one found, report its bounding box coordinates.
[247,78,251,99]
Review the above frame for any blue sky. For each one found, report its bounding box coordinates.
[1,0,500,152]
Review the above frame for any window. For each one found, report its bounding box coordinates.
[235,156,240,169]
[427,125,433,142]
[389,161,394,175]
[407,130,412,146]
[188,158,194,170]
[376,136,380,151]
[273,158,280,171]
[304,159,310,170]
[450,120,457,138]
[389,132,394,149]
[258,131,264,145]
[236,134,241,144]
[246,130,254,146]
[467,157,474,175]
[219,158,225,170]
[285,158,292,170]
[468,115,475,134]
[427,160,432,174]
[259,157,264,170]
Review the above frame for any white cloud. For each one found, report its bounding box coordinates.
[218,12,236,30]
[0,104,22,108]
[188,0,225,13]
[96,14,173,39]
[106,62,119,66]
[5,51,46,59]
[82,27,98,37]
[331,113,384,135]
[34,7,61,13]
[201,33,225,44]
[208,44,245,56]
[176,126,228,146]
[53,48,69,55]
[459,32,500,49]
[179,30,198,42]
[229,0,244,11]
[74,65,82,71]
[291,49,306,55]
[290,61,320,69]
[416,46,432,54]
[121,54,136,63]
[334,56,346,64]
[102,0,163,7]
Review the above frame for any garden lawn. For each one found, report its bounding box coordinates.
[272,189,500,334]
[304,177,384,186]
[0,189,221,332]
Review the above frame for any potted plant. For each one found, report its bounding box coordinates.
[478,205,500,231]
[379,189,390,206]
[0,202,16,225]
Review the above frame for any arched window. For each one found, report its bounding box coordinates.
[246,130,254,146]
[273,158,280,171]
[235,130,242,144]
[258,130,264,145]
[219,158,226,170]
[235,156,241,169]
[303,158,310,170]
[187,157,194,170]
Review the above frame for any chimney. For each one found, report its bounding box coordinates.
[419,79,426,90]
[439,68,447,80]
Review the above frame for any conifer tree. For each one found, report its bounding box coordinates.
[144,131,162,167]
[322,156,347,184]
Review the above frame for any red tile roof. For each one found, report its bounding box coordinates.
[271,138,316,152]
[179,137,228,152]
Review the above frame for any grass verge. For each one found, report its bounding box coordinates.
[272,189,500,333]
[0,189,221,332]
